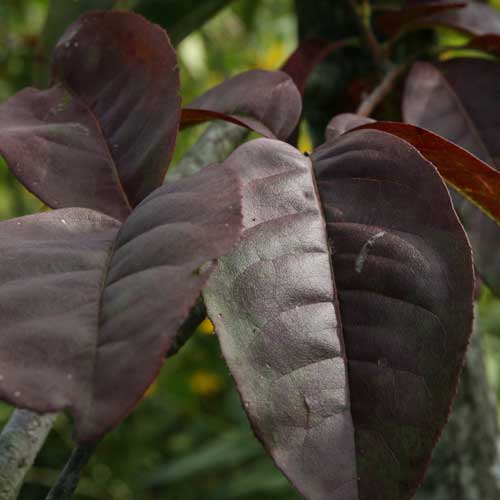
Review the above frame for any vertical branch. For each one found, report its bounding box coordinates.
[0,409,57,500]
[347,0,388,69]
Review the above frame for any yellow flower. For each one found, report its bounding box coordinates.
[189,371,223,396]
[198,318,215,335]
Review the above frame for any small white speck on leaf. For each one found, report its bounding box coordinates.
[355,231,386,274]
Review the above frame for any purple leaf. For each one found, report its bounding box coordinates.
[179,108,275,138]
[376,2,467,36]
[0,165,242,443]
[0,11,181,220]
[203,134,473,499]
[184,70,302,141]
[403,59,500,295]
[313,130,472,498]
[467,33,500,56]
[396,1,500,36]
[326,113,375,140]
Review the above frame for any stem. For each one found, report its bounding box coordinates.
[44,443,97,500]
[348,0,389,69]
[356,63,406,117]
[0,409,57,500]
[166,121,250,182]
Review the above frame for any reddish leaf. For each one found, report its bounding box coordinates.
[183,70,301,141]
[402,59,500,295]
[399,1,500,36]
[353,121,500,225]
[204,134,473,499]
[180,108,274,138]
[281,38,353,95]
[467,34,500,56]
[0,11,181,220]
[376,2,466,36]
[0,165,242,443]
[326,113,375,140]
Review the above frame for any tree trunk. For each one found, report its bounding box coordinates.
[294,1,500,498]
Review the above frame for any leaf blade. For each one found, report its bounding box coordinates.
[52,11,181,207]
[184,70,302,141]
[0,164,242,443]
[313,129,473,499]
[401,59,500,294]
[0,11,181,219]
[204,134,473,499]
[203,138,359,499]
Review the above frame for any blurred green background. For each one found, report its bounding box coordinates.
[0,1,499,499]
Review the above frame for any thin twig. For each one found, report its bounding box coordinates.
[44,443,98,500]
[356,63,407,117]
[348,0,389,69]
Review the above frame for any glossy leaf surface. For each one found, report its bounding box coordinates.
[204,139,359,499]
[204,134,473,499]
[0,11,181,220]
[0,165,242,443]
[402,59,500,294]
[185,70,302,141]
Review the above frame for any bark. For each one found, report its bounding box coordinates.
[294,1,500,498]
[0,410,57,500]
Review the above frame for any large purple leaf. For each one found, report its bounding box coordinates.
[313,130,472,499]
[183,70,302,141]
[203,139,358,499]
[0,11,181,220]
[203,134,473,499]
[403,59,500,295]
[0,164,242,443]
